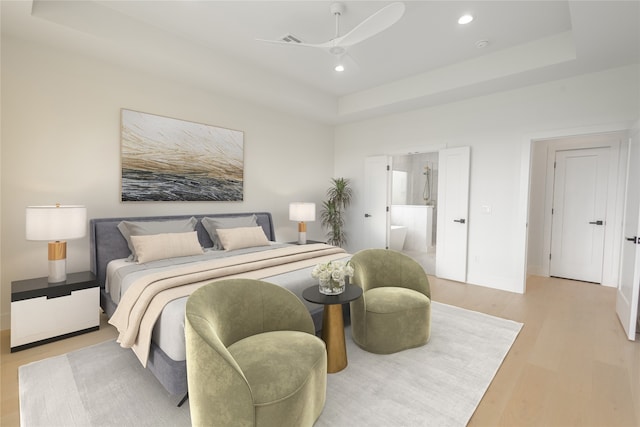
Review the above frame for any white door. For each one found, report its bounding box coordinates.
[435,147,470,282]
[363,155,391,249]
[550,148,609,283]
[616,130,640,341]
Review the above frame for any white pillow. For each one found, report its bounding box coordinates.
[216,226,271,251]
[130,231,204,264]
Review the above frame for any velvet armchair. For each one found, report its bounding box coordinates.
[185,278,327,427]
[349,248,431,354]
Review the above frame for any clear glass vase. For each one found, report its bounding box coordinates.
[319,278,345,295]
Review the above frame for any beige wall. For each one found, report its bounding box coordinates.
[2,34,639,328]
[0,36,335,329]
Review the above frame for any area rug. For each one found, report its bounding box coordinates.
[19,302,522,427]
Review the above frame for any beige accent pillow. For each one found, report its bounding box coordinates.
[117,217,198,259]
[201,215,257,249]
[130,231,204,264]
[216,226,271,251]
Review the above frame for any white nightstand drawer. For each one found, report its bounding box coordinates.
[11,287,100,348]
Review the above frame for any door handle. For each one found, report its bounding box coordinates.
[589,220,604,225]
[453,218,466,224]
[364,213,372,218]
[626,236,638,243]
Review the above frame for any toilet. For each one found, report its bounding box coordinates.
[389,225,407,251]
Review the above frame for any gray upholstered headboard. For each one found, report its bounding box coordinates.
[89,212,274,289]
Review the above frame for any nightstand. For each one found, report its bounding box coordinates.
[287,240,326,245]
[11,271,100,352]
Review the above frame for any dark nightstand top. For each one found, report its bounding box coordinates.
[302,283,363,306]
[287,240,327,245]
[11,271,98,302]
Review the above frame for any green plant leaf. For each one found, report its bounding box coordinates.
[320,177,352,247]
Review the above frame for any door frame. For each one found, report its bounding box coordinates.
[524,129,628,289]
[375,147,444,259]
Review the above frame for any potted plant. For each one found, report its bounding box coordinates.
[320,177,353,247]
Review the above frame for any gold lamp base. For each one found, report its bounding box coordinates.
[297,222,307,244]
[47,241,67,283]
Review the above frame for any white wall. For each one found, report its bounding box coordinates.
[0,36,335,329]
[335,64,640,293]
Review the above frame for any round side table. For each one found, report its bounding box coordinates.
[302,284,363,373]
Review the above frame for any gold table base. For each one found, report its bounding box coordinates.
[321,304,348,373]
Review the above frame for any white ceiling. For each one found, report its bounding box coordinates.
[2,1,639,124]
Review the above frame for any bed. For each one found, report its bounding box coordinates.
[89,212,349,396]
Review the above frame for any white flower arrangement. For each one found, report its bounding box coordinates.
[311,260,354,294]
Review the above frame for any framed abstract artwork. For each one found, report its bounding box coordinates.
[120,109,244,201]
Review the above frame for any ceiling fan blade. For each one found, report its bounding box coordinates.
[255,38,331,49]
[335,2,405,47]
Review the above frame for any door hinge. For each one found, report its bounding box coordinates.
[549,253,552,260]
[386,165,390,171]
[386,206,389,212]
[551,208,554,215]
[554,161,556,169]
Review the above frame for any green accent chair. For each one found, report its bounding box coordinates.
[349,249,431,354]
[185,278,327,427]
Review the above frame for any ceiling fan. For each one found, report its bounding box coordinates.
[257,2,406,72]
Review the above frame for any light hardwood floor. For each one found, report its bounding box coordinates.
[1,275,639,426]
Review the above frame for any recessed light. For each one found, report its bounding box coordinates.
[458,14,473,25]
[334,64,345,72]
[476,39,489,48]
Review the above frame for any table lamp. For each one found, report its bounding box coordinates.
[289,202,316,245]
[26,204,87,283]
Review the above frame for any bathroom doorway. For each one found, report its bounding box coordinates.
[390,152,438,274]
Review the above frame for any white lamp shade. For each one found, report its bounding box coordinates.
[289,202,316,222]
[26,205,87,241]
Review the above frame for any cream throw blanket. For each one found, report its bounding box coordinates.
[109,244,347,366]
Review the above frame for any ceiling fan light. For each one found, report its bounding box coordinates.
[458,14,473,25]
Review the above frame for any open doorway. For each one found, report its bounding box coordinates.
[390,152,438,274]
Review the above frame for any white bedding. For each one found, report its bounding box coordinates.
[148,265,329,361]
[106,243,290,304]
[108,258,191,359]
[106,244,349,362]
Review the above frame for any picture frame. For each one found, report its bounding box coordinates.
[120,109,244,202]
